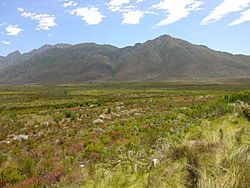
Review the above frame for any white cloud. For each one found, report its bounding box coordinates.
[5,25,23,36]
[107,0,131,12]
[201,0,250,25]
[19,9,57,30]
[17,7,24,12]
[122,10,144,24]
[229,8,250,26]
[152,0,203,26]
[107,0,149,24]
[70,7,104,25]
[63,1,77,7]
[0,40,10,45]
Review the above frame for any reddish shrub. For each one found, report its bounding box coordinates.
[0,179,8,187]
[11,177,41,188]
[42,169,64,185]
[68,143,84,155]
[111,131,122,140]
[115,137,128,144]
[88,152,100,161]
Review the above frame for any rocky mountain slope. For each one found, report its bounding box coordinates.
[0,35,250,84]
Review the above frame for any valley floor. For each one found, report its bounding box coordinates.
[0,83,249,188]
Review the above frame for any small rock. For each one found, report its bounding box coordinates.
[79,162,85,168]
[12,134,29,141]
[62,118,68,123]
[2,141,11,144]
[116,106,125,111]
[129,109,138,114]
[55,138,64,145]
[134,113,142,116]
[99,114,111,119]
[89,105,95,108]
[151,158,159,167]
[112,112,121,117]
[80,164,85,168]
[34,125,39,128]
[43,122,49,126]
[93,119,104,124]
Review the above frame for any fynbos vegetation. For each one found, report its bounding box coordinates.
[0,83,249,187]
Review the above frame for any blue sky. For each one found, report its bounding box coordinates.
[0,0,250,56]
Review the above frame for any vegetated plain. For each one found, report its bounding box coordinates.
[0,82,249,188]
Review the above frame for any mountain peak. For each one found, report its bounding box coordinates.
[0,50,22,65]
[6,50,21,58]
[39,44,53,51]
[157,34,173,39]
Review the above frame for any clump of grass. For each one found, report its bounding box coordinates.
[53,113,64,124]
[63,110,76,120]
[20,157,36,178]
[0,161,24,184]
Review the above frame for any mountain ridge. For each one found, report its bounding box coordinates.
[2,34,249,58]
[0,34,250,84]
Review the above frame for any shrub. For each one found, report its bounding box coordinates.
[65,102,79,108]
[53,113,64,123]
[20,157,36,177]
[42,169,64,185]
[224,91,250,104]
[207,100,233,117]
[63,110,76,119]
[37,159,55,176]
[12,177,41,188]
[84,141,104,160]
[0,153,7,166]
[243,108,250,121]
[0,161,23,184]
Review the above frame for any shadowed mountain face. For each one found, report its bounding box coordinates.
[0,35,250,84]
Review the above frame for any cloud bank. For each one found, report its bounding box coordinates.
[18,8,57,31]
[70,7,105,25]
[5,25,23,36]
[201,0,250,25]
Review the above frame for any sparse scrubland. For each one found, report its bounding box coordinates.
[0,83,249,188]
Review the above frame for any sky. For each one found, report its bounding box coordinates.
[0,0,250,56]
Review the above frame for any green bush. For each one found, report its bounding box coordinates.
[65,102,79,108]
[84,141,104,158]
[0,161,23,184]
[243,108,250,121]
[0,153,7,166]
[63,110,76,119]
[207,100,233,117]
[224,91,250,104]
[20,157,36,178]
[53,113,64,123]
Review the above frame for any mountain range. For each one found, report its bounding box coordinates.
[0,35,250,84]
